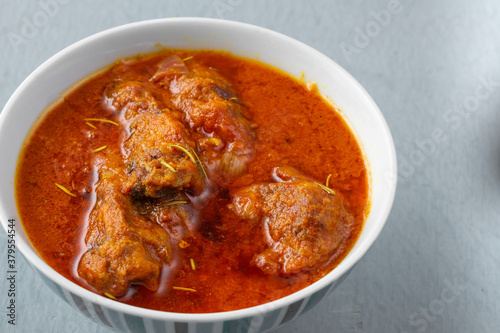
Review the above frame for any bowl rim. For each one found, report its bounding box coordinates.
[0,17,397,322]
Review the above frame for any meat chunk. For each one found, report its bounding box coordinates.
[153,55,255,183]
[77,170,173,296]
[123,111,203,197]
[105,81,165,119]
[230,166,354,275]
[105,81,204,197]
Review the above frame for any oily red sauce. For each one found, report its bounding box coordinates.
[15,50,368,313]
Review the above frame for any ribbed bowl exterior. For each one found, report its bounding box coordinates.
[34,263,352,333]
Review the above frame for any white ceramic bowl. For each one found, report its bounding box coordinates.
[0,18,397,333]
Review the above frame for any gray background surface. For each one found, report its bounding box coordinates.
[1,0,499,332]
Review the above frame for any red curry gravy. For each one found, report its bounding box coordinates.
[15,50,368,313]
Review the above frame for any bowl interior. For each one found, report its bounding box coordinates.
[0,18,396,321]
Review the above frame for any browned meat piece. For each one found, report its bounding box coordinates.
[105,81,166,120]
[105,81,204,197]
[230,166,354,275]
[123,111,203,197]
[77,169,173,296]
[153,55,255,183]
